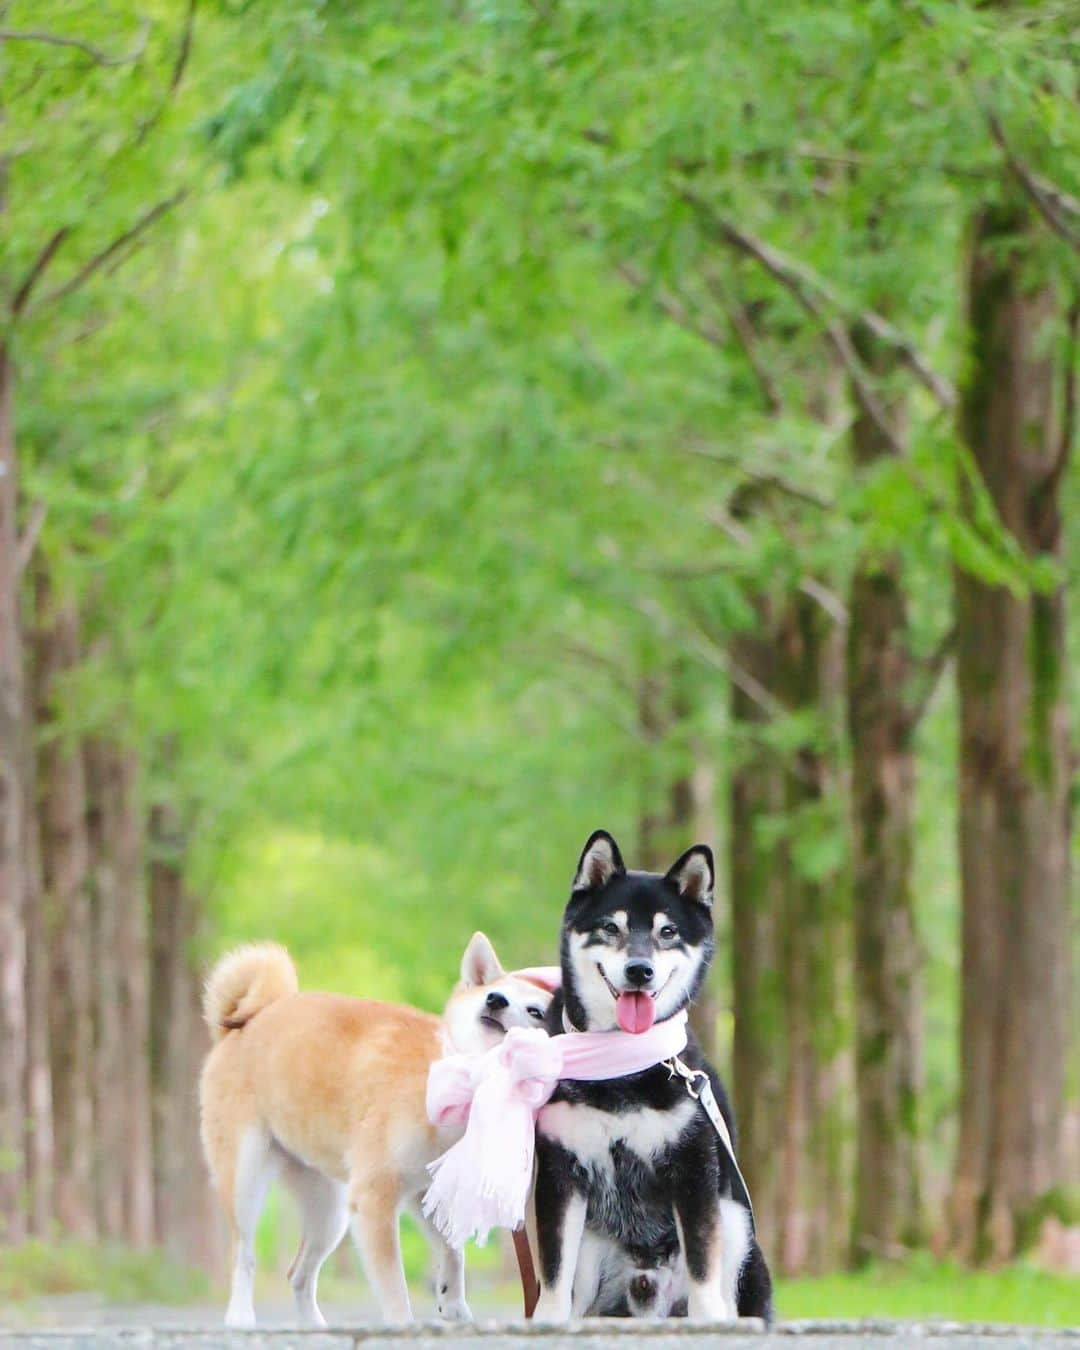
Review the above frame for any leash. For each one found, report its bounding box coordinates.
[512,1227,540,1318]
[662,1054,756,1229]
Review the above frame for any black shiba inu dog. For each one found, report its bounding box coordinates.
[530,830,773,1323]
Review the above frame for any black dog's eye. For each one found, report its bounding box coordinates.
[527,1006,545,1020]
[601,920,620,937]
[659,924,678,940]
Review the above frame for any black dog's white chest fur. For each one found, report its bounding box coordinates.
[538,1085,698,1250]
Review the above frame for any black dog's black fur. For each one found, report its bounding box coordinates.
[534,831,773,1323]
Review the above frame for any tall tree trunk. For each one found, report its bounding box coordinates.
[775,591,849,1273]
[149,803,217,1268]
[22,695,52,1239]
[948,201,1073,1263]
[88,741,155,1246]
[85,740,127,1241]
[729,603,787,1260]
[729,585,849,1275]
[847,381,922,1263]
[114,750,155,1246]
[0,341,29,1244]
[36,592,97,1239]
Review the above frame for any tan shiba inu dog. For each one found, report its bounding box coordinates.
[199,932,553,1328]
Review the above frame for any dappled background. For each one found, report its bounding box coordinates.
[1,0,1078,1326]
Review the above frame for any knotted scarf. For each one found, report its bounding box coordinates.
[423,989,688,1248]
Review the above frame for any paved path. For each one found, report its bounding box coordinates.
[3,1323,1079,1350]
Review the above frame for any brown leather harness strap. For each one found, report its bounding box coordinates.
[512,1226,540,1318]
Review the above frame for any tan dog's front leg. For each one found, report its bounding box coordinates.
[349,1176,412,1324]
[412,1201,471,1321]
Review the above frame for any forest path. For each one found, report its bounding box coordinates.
[3,1322,1079,1350]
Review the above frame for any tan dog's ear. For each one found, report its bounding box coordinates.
[460,931,503,987]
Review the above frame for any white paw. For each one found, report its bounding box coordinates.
[532,1295,571,1324]
[686,1293,734,1322]
[224,1306,256,1329]
[437,1298,472,1322]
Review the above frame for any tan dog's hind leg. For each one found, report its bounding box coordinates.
[225,1127,278,1328]
[281,1155,349,1328]
[410,1200,470,1321]
[348,1174,412,1324]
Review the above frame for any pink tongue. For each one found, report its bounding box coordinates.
[616,991,656,1034]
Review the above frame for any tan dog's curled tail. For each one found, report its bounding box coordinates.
[203,943,298,1041]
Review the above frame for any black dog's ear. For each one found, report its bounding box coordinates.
[572,830,626,891]
[665,845,715,908]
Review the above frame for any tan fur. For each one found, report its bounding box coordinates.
[199,935,551,1327]
[201,990,444,1190]
[202,942,298,1041]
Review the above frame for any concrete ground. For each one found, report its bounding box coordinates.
[3,1321,1079,1350]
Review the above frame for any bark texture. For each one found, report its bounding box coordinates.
[36,595,97,1240]
[775,592,849,1273]
[847,386,922,1263]
[88,740,156,1244]
[149,804,217,1268]
[113,750,156,1247]
[0,342,29,1243]
[21,719,52,1239]
[948,202,1073,1263]
[729,591,850,1275]
[729,604,787,1262]
[86,739,128,1241]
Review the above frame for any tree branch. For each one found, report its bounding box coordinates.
[678,186,959,412]
[137,0,197,145]
[0,23,149,68]
[601,433,832,511]
[681,439,834,509]
[10,228,70,317]
[168,0,197,93]
[634,593,787,721]
[701,265,785,415]
[1046,295,1079,495]
[905,625,956,734]
[617,260,729,352]
[28,190,186,314]
[678,192,907,452]
[14,501,46,580]
[985,108,1080,253]
[560,639,639,702]
[706,506,849,624]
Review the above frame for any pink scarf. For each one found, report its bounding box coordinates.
[423,978,689,1248]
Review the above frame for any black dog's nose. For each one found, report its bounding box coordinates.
[485,991,509,1011]
[624,960,654,988]
[630,1273,656,1305]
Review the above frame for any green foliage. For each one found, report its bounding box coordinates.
[777,1257,1080,1329]
[0,1241,209,1305]
[8,0,1080,1269]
